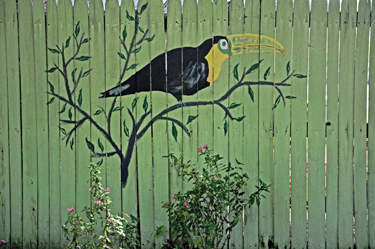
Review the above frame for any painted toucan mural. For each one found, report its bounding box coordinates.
[100,34,286,101]
[45,3,302,188]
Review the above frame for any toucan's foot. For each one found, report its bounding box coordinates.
[177,100,186,108]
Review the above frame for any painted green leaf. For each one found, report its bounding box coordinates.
[78,89,83,107]
[246,59,264,75]
[235,158,244,165]
[248,85,254,102]
[122,26,127,41]
[45,67,57,73]
[82,38,91,44]
[145,34,155,42]
[75,21,80,37]
[131,96,139,112]
[65,36,71,48]
[228,102,241,109]
[233,63,239,81]
[59,103,67,113]
[139,2,148,15]
[272,95,282,110]
[68,107,73,121]
[286,61,290,76]
[127,63,139,71]
[93,110,102,115]
[48,81,55,94]
[58,126,67,135]
[117,52,126,60]
[186,114,199,125]
[47,97,55,105]
[123,119,130,137]
[139,27,145,33]
[113,106,124,112]
[142,95,148,113]
[131,46,142,54]
[97,159,103,166]
[232,216,239,227]
[293,74,307,78]
[85,137,95,154]
[285,95,297,99]
[48,48,60,54]
[70,138,74,150]
[264,66,271,80]
[224,120,228,136]
[82,68,93,77]
[98,138,104,153]
[75,56,91,61]
[172,122,178,142]
[234,116,246,122]
[126,10,135,21]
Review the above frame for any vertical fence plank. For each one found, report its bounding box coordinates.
[338,1,356,247]
[0,0,10,246]
[73,0,91,217]
[228,0,244,248]
[259,0,275,247]
[166,0,183,201]
[120,0,138,218]
[273,1,293,248]
[243,0,260,247]
[104,0,121,214]
[148,0,169,246]
[89,0,106,180]
[308,1,327,248]
[33,0,50,247]
[212,0,229,180]
[326,0,340,248]
[135,0,155,247]
[368,1,375,247]
[18,0,38,247]
[5,1,22,247]
[353,1,370,248]
[197,0,213,151]
[46,1,61,247]
[290,1,309,248]
[182,0,198,192]
[56,1,75,247]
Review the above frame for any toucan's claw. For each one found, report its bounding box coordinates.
[177,100,186,108]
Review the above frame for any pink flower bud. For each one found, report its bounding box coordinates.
[88,188,92,191]
[203,144,208,149]
[184,202,188,207]
[107,187,110,191]
[173,195,177,200]
[198,147,202,152]
[95,200,101,204]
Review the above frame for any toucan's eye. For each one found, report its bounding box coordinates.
[220,39,228,50]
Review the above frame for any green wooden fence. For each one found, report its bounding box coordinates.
[0,0,375,248]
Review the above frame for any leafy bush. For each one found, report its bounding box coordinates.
[62,163,139,249]
[161,145,271,249]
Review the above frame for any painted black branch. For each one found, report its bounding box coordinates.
[137,116,190,140]
[63,117,89,145]
[92,151,117,158]
[60,119,78,124]
[59,49,73,104]
[216,102,235,121]
[66,33,84,66]
[47,92,122,159]
[71,67,83,95]
[136,29,149,45]
[107,97,118,138]
[122,108,136,188]
[135,109,152,131]
[118,15,140,85]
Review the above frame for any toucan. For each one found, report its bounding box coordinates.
[100,34,286,101]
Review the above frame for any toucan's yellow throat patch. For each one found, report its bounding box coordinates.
[205,44,229,85]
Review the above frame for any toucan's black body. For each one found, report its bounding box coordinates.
[100,36,226,101]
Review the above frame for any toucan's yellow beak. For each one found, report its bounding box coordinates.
[228,33,286,56]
